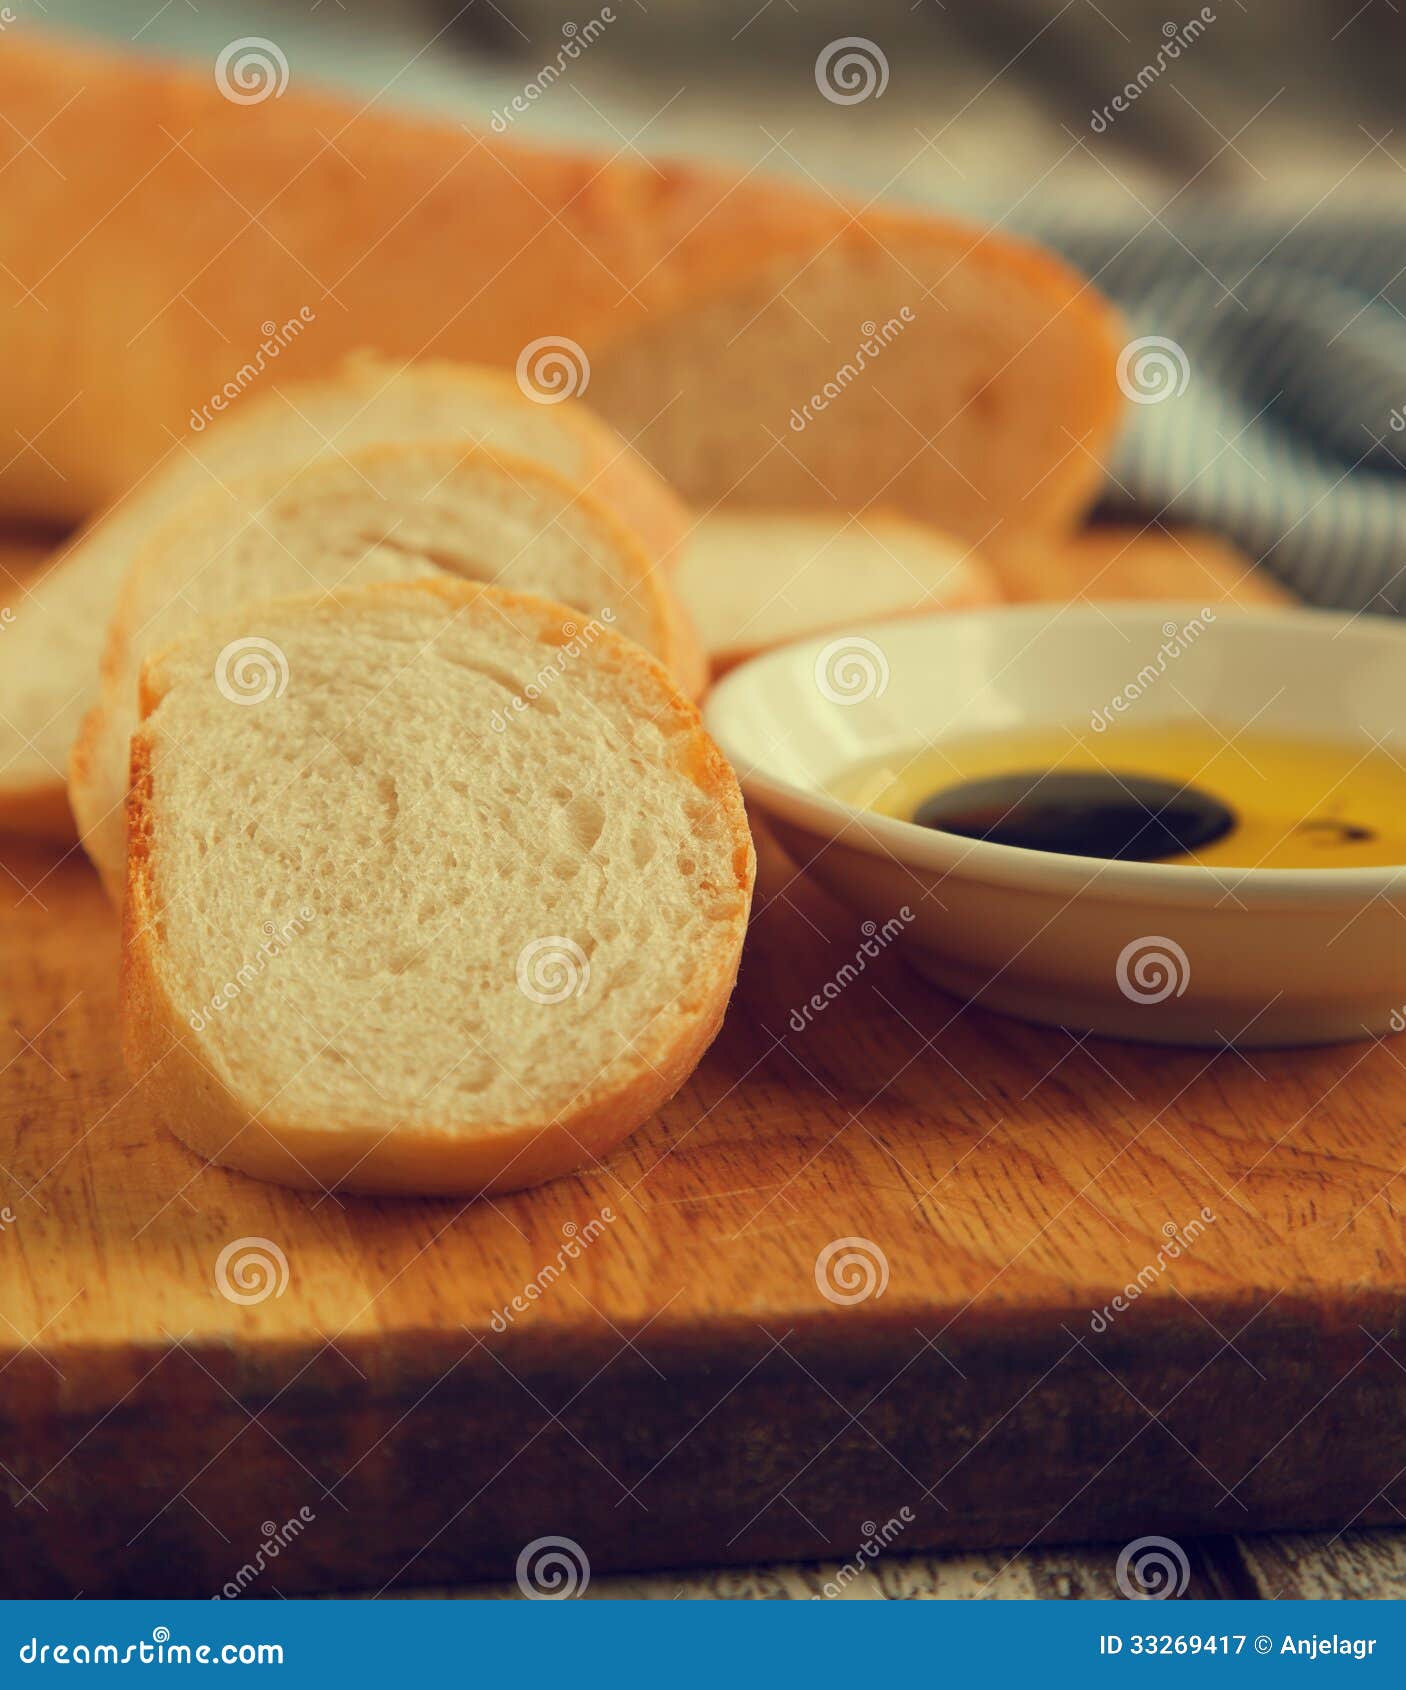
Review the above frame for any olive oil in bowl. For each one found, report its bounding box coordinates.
[831,722,1406,870]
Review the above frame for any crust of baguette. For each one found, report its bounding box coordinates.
[331,353,692,575]
[0,32,1118,536]
[88,439,700,687]
[121,579,754,1197]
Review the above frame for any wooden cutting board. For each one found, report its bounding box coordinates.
[7,526,1404,1601]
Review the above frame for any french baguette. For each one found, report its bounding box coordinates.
[0,353,686,840]
[123,580,754,1196]
[72,441,704,900]
[0,31,1117,533]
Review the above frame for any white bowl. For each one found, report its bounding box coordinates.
[704,603,1406,1047]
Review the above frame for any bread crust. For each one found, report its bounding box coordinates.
[331,355,693,574]
[122,579,753,1197]
[0,34,1117,531]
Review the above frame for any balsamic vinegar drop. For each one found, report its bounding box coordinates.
[911,770,1236,861]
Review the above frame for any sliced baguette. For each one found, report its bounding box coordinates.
[677,510,1000,674]
[1,355,687,842]
[123,580,754,1197]
[0,34,1120,842]
[72,442,703,902]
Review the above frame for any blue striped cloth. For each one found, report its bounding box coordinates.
[1010,209,1406,613]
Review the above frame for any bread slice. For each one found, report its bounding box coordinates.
[0,355,687,842]
[71,441,702,902]
[123,580,754,1196]
[677,510,1000,674]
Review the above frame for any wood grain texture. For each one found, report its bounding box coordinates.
[402,1532,1385,1600]
[3,522,1395,1601]
[426,1545,1139,1601]
[1233,1532,1406,1601]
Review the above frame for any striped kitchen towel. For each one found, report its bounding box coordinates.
[1010,208,1406,613]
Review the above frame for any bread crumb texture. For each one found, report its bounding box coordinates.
[133,583,752,1142]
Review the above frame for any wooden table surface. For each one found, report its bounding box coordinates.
[420,1529,1406,1600]
[465,526,1399,1604]
[451,529,1399,1604]
[5,0,1402,1604]
[8,520,1404,1600]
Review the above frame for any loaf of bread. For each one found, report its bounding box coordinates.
[1,355,686,840]
[676,510,999,673]
[72,440,704,900]
[123,580,754,1195]
[0,32,1119,536]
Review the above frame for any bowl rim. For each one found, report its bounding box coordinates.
[704,600,1406,908]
